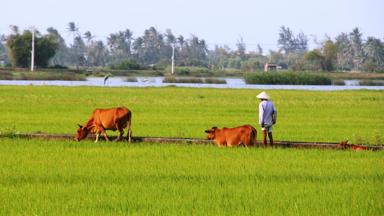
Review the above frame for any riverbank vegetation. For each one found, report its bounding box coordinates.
[0,70,85,81]
[2,66,384,86]
[163,76,226,84]
[245,71,332,85]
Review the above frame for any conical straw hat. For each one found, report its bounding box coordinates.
[256,91,270,99]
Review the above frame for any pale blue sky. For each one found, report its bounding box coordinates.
[1,0,383,51]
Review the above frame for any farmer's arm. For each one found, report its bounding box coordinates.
[273,106,277,124]
[259,103,265,127]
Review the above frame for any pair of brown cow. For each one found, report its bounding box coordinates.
[75,107,260,147]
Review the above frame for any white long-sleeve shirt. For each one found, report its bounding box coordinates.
[259,100,277,126]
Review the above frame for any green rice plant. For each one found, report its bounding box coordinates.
[0,138,382,215]
[0,86,383,215]
[0,86,383,144]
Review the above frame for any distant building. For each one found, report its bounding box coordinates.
[264,63,277,72]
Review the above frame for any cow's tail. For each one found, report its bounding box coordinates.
[127,111,132,143]
[250,126,257,147]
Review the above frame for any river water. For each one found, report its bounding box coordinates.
[0,77,383,91]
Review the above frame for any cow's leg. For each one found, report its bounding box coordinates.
[95,133,100,143]
[214,140,224,147]
[103,131,110,142]
[242,142,249,148]
[127,128,132,143]
[126,118,132,143]
[243,134,251,148]
[114,124,124,141]
[243,140,249,148]
[98,127,110,142]
[116,129,124,141]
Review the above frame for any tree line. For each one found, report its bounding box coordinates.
[0,23,383,72]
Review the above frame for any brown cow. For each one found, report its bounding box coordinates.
[204,125,257,147]
[337,140,369,151]
[75,107,132,143]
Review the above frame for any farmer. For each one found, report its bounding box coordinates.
[256,91,277,146]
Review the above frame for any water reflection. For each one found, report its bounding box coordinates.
[344,80,360,86]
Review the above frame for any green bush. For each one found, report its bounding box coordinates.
[163,76,204,83]
[332,80,345,86]
[110,59,142,70]
[174,66,210,76]
[359,80,384,86]
[6,30,58,68]
[204,78,226,84]
[163,76,227,84]
[245,71,332,85]
[16,71,85,81]
[0,71,13,80]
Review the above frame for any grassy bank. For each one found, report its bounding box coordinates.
[163,76,226,84]
[325,71,384,80]
[245,71,332,85]
[0,71,86,81]
[2,68,384,87]
[0,138,382,215]
[0,86,383,144]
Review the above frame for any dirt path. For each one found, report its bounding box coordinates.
[1,132,382,151]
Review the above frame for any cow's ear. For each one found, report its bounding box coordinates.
[204,129,211,133]
[212,126,218,130]
[78,124,83,128]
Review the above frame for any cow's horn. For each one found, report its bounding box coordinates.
[78,124,82,128]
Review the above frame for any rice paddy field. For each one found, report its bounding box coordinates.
[0,85,383,215]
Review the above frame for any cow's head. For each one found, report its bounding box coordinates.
[337,140,349,149]
[204,127,218,140]
[75,124,89,141]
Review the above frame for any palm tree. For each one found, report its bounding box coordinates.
[47,27,69,65]
[9,25,19,34]
[83,31,94,45]
[349,28,364,70]
[107,29,133,64]
[87,41,107,66]
[364,37,384,70]
[67,22,85,67]
[67,22,79,38]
